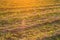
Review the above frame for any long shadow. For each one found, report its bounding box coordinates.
[42,34,60,40]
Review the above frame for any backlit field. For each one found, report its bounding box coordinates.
[0,0,60,40]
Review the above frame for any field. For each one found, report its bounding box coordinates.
[0,0,60,40]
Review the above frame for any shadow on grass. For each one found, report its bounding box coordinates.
[42,34,60,40]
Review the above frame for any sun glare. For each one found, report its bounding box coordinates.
[0,0,56,8]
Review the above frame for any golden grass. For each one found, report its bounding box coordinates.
[0,0,60,40]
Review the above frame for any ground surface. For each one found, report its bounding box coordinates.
[0,0,60,40]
